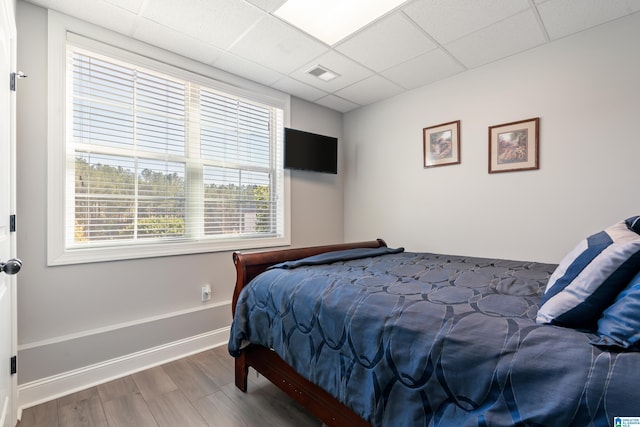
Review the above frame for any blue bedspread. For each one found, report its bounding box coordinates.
[229,251,640,426]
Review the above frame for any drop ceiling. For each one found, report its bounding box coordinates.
[22,0,640,112]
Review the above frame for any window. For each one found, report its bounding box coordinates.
[48,21,290,265]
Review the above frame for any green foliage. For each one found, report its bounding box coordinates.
[128,216,185,237]
[75,156,135,195]
[254,185,271,232]
[74,156,274,242]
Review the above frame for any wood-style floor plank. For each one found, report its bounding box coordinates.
[220,382,321,427]
[144,390,205,427]
[97,377,139,403]
[190,347,235,389]
[192,390,260,427]
[18,345,320,427]
[102,394,158,427]
[17,400,58,427]
[162,358,219,402]
[131,366,178,401]
[57,388,108,427]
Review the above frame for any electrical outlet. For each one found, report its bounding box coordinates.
[201,284,212,302]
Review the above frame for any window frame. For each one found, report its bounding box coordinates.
[47,12,291,266]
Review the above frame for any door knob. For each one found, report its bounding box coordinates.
[0,259,22,275]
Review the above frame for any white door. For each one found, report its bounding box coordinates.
[0,0,18,426]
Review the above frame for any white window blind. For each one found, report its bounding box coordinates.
[65,44,285,256]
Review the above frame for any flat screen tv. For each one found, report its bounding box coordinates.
[284,128,338,174]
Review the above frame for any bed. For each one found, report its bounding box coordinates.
[229,220,640,426]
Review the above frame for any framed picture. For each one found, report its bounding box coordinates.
[488,117,539,173]
[423,120,460,168]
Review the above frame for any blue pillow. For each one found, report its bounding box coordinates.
[536,216,640,329]
[590,271,640,350]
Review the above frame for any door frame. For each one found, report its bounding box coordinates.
[1,0,18,425]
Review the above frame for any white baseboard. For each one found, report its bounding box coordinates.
[17,326,230,413]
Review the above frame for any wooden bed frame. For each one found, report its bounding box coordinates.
[231,239,387,427]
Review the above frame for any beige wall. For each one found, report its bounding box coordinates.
[290,98,345,246]
[15,0,344,395]
[344,12,640,264]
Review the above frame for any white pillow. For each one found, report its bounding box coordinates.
[536,217,640,329]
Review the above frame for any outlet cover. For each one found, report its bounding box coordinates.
[202,284,212,302]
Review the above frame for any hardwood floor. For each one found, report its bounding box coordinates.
[18,345,322,427]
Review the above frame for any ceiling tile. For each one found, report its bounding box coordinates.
[382,48,465,90]
[133,18,223,65]
[213,52,284,86]
[289,51,373,92]
[229,15,329,74]
[535,0,640,40]
[21,0,53,8]
[244,0,287,13]
[103,0,147,14]
[336,12,437,72]
[403,0,530,44]
[314,95,361,113]
[24,0,640,113]
[271,76,329,102]
[335,75,404,106]
[44,0,139,35]
[142,0,264,49]
[445,10,547,68]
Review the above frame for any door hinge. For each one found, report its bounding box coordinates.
[10,356,16,375]
[10,71,27,92]
[9,214,15,232]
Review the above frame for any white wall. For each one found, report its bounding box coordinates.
[290,98,344,246]
[344,13,640,264]
[15,0,343,405]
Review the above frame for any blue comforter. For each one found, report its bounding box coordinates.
[229,251,640,426]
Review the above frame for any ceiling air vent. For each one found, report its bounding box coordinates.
[306,65,340,82]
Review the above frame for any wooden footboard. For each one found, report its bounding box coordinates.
[232,239,385,427]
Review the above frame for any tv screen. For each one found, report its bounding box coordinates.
[284,128,338,174]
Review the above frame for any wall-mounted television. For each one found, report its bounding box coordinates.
[284,128,338,174]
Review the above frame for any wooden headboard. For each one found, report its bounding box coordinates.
[231,238,387,316]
